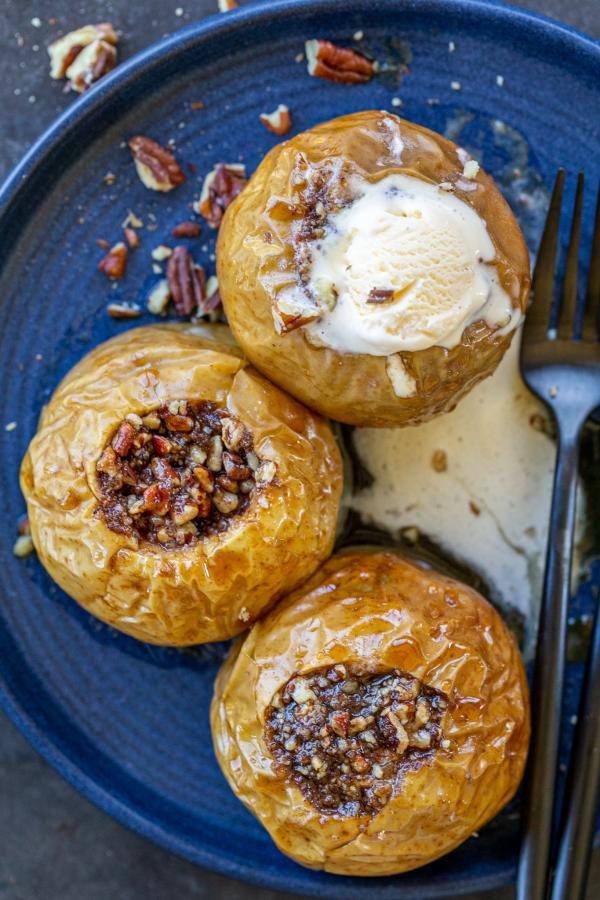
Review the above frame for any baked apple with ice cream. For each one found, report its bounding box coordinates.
[217,111,530,427]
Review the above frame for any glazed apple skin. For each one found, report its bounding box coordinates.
[217,110,531,427]
[211,550,530,876]
[20,324,343,645]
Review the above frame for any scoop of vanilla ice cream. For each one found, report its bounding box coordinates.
[304,174,519,355]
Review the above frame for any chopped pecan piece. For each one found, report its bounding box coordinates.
[202,275,222,315]
[112,422,135,457]
[123,227,140,248]
[255,460,276,484]
[329,711,349,737]
[66,38,117,93]
[305,39,375,84]
[13,535,35,558]
[193,465,214,494]
[48,23,118,80]
[128,136,185,193]
[218,0,238,9]
[106,302,142,319]
[194,163,247,228]
[143,483,170,515]
[259,104,292,136]
[367,288,394,304]
[272,291,319,334]
[172,220,201,238]
[17,516,31,536]
[98,242,127,279]
[166,246,206,316]
[151,435,172,456]
[147,279,171,316]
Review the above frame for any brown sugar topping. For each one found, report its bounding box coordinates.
[96,400,275,548]
[265,664,447,818]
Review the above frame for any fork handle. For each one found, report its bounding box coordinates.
[551,595,600,900]
[517,427,582,900]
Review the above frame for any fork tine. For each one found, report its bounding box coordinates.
[525,169,565,337]
[557,173,584,339]
[582,184,600,341]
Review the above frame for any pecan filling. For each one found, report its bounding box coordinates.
[96,401,273,548]
[265,664,447,818]
[272,160,355,333]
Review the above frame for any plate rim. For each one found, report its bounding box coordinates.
[0,1,599,896]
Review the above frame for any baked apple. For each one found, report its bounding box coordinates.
[20,324,343,645]
[217,111,530,426]
[211,550,530,875]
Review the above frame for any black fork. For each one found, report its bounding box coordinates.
[517,171,600,900]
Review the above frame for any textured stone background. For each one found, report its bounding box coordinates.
[0,2,598,898]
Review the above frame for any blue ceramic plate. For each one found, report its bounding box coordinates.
[1,1,599,896]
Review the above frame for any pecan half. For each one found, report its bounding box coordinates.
[66,39,117,93]
[166,246,206,316]
[128,136,185,193]
[259,104,292,136]
[171,220,201,238]
[305,39,375,84]
[48,23,117,80]
[98,242,127,278]
[194,163,247,228]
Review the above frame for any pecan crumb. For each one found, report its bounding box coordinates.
[128,135,185,193]
[218,0,238,9]
[259,104,292,136]
[305,39,375,84]
[190,100,204,111]
[529,413,549,434]
[13,535,35,558]
[172,220,201,238]
[98,242,127,279]
[151,245,173,261]
[194,163,247,228]
[469,501,482,516]
[96,238,111,249]
[431,450,448,473]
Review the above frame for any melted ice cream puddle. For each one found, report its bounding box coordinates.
[350,336,584,640]
[304,173,521,356]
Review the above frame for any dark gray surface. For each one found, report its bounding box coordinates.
[0,2,598,899]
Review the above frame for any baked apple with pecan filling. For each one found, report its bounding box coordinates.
[217,110,530,426]
[211,550,530,875]
[20,324,342,645]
